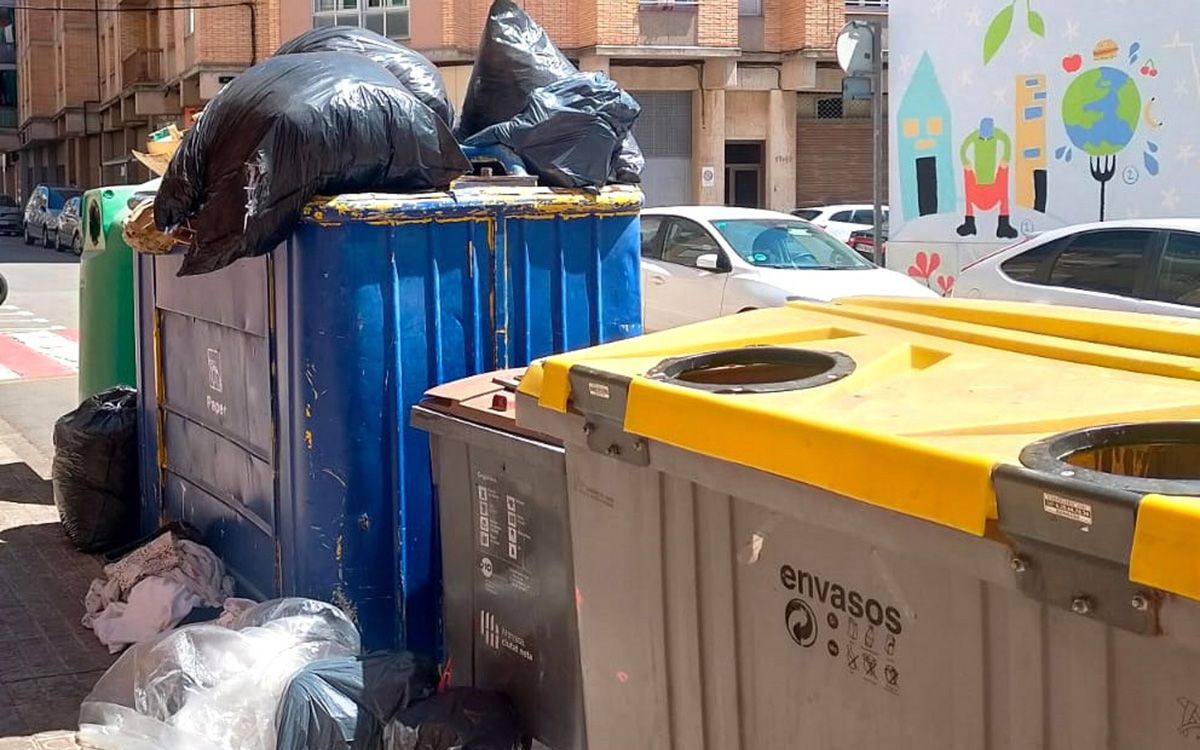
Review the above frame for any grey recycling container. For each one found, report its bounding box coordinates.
[413,370,584,750]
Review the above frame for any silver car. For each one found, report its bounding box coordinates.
[954,219,1200,318]
[51,196,83,255]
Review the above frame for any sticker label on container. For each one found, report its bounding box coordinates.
[587,382,611,400]
[1042,492,1093,526]
[475,473,534,596]
[779,562,904,696]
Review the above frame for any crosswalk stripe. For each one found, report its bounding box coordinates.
[9,330,79,370]
[0,334,74,380]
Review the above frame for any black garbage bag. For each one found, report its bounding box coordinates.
[276,653,440,750]
[611,134,645,185]
[385,689,527,750]
[457,0,643,185]
[274,27,455,128]
[155,53,470,277]
[51,386,139,553]
[464,73,640,189]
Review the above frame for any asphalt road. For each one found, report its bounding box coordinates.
[0,235,80,475]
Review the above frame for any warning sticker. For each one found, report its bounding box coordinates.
[475,473,534,595]
[1042,492,1093,526]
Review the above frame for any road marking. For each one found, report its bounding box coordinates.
[0,303,78,382]
[0,334,74,380]
[10,330,79,370]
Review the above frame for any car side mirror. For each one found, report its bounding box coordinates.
[696,253,724,272]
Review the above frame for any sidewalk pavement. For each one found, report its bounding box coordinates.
[0,458,117,747]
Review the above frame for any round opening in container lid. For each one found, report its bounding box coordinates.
[646,347,855,394]
[1020,422,1200,494]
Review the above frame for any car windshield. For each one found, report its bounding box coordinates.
[712,219,874,270]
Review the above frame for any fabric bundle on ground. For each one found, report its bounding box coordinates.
[83,531,234,653]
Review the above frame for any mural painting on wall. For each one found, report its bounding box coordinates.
[889,0,1193,295]
[1055,38,1162,221]
[897,53,957,222]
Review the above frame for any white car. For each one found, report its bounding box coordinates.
[954,219,1200,319]
[792,204,888,242]
[640,206,937,332]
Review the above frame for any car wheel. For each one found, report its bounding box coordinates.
[53,231,65,252]
[23,225,33,245]
[41,226,51,249]
[0,273,8,307]
[74,232,83,256]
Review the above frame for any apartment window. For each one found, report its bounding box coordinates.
[799,94,875,120]
[313,0,409,40]
[739,0,762,15]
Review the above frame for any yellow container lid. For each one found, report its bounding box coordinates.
[520,297,1200,601]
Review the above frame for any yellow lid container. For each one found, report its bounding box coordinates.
[519,297,1200,600]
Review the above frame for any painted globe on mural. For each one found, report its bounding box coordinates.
[1062,66,1142,156]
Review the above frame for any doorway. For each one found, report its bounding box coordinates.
[725,141,763,208]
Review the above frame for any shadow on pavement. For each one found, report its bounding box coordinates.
[0,245,80,265]
[0,463,54,506]
[0,521,114,737]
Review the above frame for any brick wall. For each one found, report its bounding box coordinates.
[17,1,57,122]
[778,0,843,52]
[193,0,280,66]
[442,0,630,52]
[698,0,737,47]
[795,117,886,205]
[54,4,99,113]
[594,0,636,47]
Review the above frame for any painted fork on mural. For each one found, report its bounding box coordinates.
[1090,154,1118,222]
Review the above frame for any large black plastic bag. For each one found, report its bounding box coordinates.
[275,653,440,750]
[274,27,455,128]
[457,0,643,185]
[155,53,470,277]
[464,73,640,189]
[385,689,527,750]
[51,386,139,553]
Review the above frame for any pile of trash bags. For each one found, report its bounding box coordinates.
[151,0,642,276]
[457,0,643,188]
[78,598,528,750]
[52,386,140,554]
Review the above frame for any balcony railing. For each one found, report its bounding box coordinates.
[122,48,163,87]
[845,0,887,9]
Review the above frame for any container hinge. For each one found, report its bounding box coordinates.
[993,465,1159,635]
[568,366,650,467]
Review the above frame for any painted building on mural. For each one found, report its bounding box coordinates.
[887,0,1194,295]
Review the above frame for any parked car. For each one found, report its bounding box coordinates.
[51,196,83,255]
[847,222,887,261]
[24,185,84,248]
[954,219,1200,318]
[640,206,937,331]
[791,204,889,242]
[0,195,22,236]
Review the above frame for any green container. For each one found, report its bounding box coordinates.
[78,181,154,402]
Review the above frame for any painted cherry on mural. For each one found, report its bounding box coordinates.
[1062,54,1083,73]
[936,275,956,296]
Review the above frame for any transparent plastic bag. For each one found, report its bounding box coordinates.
[78,598,361,750]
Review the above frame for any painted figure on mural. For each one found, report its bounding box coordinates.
[957,117,1019,238]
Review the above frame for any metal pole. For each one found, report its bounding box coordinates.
[870,20,885,268]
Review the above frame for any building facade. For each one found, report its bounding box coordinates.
[10,0,886,204]
[290,0,889,210]
[10,0,283,196]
